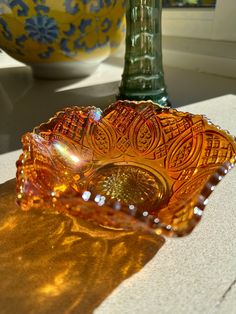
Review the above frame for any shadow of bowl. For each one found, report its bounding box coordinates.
[0,179,165,314]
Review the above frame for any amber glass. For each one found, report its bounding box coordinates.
[16,101,236,237]
[118,0,169,106]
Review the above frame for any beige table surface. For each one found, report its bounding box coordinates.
[0,94,236,314]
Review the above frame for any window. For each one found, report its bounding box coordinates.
[162,0,236,78]
[162,0,236,41]
[163,0,216,8]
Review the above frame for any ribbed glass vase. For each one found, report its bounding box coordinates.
[118,0,169,106]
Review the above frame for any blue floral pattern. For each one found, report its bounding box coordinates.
[25,15,59,44]
[0,17,12,40]
[0,1,125,61]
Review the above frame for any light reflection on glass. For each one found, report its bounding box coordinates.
[82,191,91,201]
[54,142,80,164]
[90,108,102,122]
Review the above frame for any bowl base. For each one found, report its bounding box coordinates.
[29,61,101,79]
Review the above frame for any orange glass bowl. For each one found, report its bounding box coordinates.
[16,101,236,237]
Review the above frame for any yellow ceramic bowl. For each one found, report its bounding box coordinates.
[0,1,125,78]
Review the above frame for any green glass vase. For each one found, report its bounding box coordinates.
[118,0,169,106]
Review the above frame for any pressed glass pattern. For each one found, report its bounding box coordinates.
[16,101,236,237]
[118,1,169,105]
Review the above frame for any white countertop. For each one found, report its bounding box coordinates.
[1,94,236,314]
